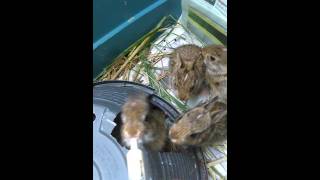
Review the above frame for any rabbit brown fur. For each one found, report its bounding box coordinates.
[169,44,206,101]
[169,97,227,147]
[202,45,227,102]
[121,94,167,151]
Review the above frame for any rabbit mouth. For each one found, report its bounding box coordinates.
[171,138,178,143]
[170,138,185,145]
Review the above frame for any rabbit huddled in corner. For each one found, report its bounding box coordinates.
[120,93,168,151]
[169,96,227,147]
[168,44,206,101]
[202,45,227,102]
[168,44,227,102]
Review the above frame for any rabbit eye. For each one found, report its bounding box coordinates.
[210,56,216,61]
[190,85,195,91]
[190,133,199,138]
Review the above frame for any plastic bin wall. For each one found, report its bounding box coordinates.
[93,0,182,79]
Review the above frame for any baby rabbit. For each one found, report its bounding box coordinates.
[169,44,206,101]
[202,45,227,102]
[121,94,167,151]
[169,96,227,147]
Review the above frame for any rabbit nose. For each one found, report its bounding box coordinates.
[129,129,141,138]
[179,95,187,101]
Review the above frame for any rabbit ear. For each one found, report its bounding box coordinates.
[204,96,219,109]
[176,53,182,68]
[210,110,227,124]
[194,113,212,132]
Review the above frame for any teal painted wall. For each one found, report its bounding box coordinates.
[93,0,182,79]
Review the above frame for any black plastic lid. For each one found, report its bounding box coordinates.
[93,80,208,180]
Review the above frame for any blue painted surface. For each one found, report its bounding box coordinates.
[93,0,182,79]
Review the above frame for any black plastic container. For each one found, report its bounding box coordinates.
[93,80,208,180]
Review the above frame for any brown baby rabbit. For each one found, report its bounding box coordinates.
[202,45,227,102]
[169,44,206,101]
[169,96,227,147]
[121,94,167,151]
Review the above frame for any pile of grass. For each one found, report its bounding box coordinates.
[203,142,227,180]
[94,16,191,112]
[94,16,173,81]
